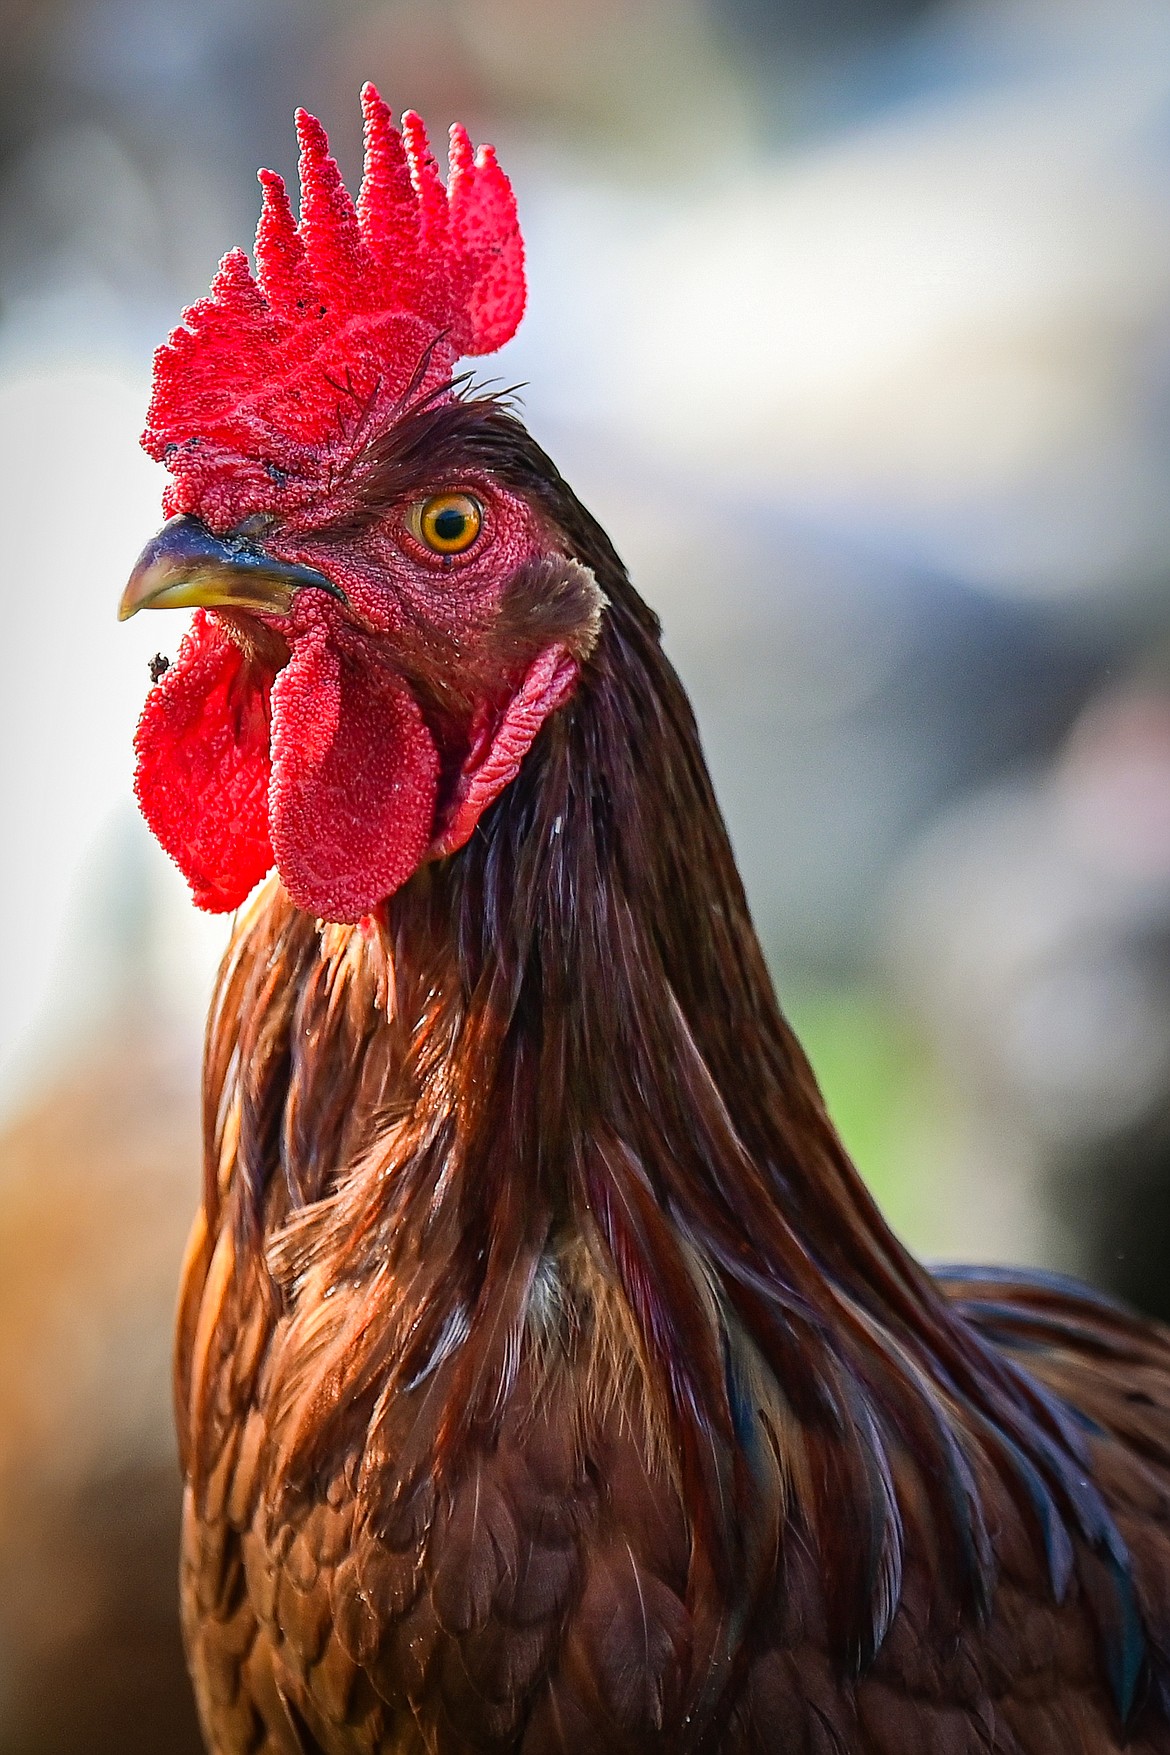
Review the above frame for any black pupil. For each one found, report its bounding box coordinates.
[433,505,469,544]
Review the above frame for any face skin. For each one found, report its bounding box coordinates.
[263,463,560,725]
[275,471,541,636]
[121,397,604,924]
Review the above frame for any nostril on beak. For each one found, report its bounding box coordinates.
[229,513,279,544]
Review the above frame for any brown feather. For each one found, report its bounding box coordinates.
[175,397,1170,1752]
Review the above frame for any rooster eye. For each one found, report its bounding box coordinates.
[412,492,483,556]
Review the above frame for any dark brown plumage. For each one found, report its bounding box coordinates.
[170,402,1170,1753]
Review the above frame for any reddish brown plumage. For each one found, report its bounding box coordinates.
[170,403,1170,1752]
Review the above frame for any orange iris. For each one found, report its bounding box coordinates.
[413,492,483,555]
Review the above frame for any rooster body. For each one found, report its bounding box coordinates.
[121,94,1170,1754]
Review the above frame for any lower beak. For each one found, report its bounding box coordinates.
[118,514,348,622]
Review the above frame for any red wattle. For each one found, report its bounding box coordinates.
[433,645,579,857]
[269,623,440,922]
[132,611,276,912]
[133,620,571,927]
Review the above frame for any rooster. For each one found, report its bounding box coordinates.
[118,88,1170,1754]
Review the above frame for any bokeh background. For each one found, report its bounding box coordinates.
[3,0,1170,1745]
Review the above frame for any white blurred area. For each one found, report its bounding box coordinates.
[598,30,1170,601]
[0,367,232,1116]
[3,0,1170,1266]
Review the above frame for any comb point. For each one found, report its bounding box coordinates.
[255,167,308,316]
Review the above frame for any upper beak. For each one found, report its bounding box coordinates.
[118,514,348,622]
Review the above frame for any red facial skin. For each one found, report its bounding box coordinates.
[133,472,579,925]
[130,92,553,925]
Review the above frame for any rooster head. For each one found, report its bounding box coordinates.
[120,86,600,924]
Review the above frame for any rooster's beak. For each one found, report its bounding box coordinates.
[118,514,348,622]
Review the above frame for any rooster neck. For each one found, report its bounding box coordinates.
[194,522,1140,1689]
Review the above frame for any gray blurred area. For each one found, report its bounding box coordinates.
[3,0,1170,1745]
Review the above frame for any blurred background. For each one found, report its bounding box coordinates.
[3,0,1170,1744]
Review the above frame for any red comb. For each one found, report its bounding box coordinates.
[143,85,525,491]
